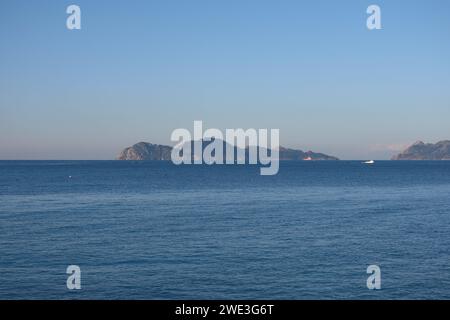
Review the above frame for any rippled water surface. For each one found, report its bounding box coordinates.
[1,160,450,299]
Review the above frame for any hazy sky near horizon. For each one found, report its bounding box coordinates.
[1,0,450,160]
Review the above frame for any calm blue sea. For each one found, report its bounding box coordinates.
[1,160,450,299]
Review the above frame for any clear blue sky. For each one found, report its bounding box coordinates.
[1,0,449,159]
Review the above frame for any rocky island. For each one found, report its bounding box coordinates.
[116,142,339,161]
[117,142,172,160]
[392,140,450,160]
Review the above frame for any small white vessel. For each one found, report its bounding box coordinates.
[363,160,375,164]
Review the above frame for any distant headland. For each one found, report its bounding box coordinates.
[116,142,339,161]
[392,140,450,160]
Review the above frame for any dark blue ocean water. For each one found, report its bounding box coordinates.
[1,160,450,299]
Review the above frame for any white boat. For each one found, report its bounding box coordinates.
[363,160,375,164]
